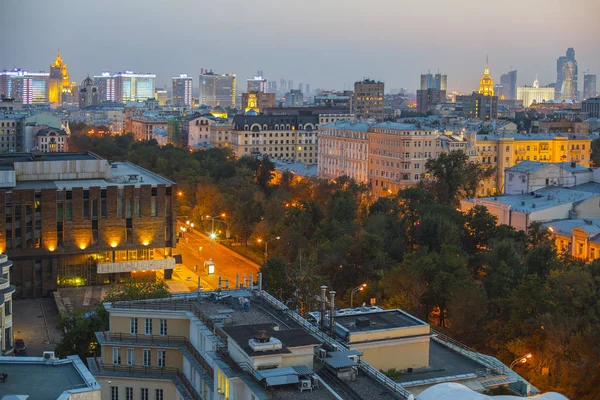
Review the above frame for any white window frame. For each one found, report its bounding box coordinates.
[145,318,152,335]
[112,347,121,365]
[130,318,138,335]
[141,388,149,400]
[127,348,135,366]
[126,387,133,400]
[155,388,164,400]
[143,349,151,367]
[159,319,167,336]
[111,386,119,400]
[157,349,166,368]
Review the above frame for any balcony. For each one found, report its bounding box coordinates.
[96,258,175,274]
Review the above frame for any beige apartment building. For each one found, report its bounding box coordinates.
[130,117,168,142]
[353,79,385,121]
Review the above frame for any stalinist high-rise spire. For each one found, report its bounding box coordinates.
[478,54,494,96]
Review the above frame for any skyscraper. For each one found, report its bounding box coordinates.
[556,48,578,100]
[172,74,193,107]
[198,71,236,108]
[114,71,156,102]
[48,50,71,103]
[280,79,287,92]
[478,56,494,96]
[93,72,116,102]
[79,76,99,109]
[583,74,597,100]
[0,70,19,99]
[247,75,267,93]
[305,84,310,96]
[353,79,385,121]
[10,71,49,104]
[498,70,517,100]
[420,73,447,91]
[268,81,277,94]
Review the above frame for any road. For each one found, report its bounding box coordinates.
[172,222,260,292]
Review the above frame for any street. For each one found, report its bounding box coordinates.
[173,223,260,291]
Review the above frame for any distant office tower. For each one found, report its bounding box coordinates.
[517,76,555,107]
[280,79,287,92]
[420,73,447,91]
[288,80,294,92]
[478,56,494,96]
[78,76,99,109]
[48,50,71,103]
[172,74,193,107]
[457,92,498,120]
[498,70,517,100]
[353,79,385,121]
[556,48,578,100]
[247,76,267,93]
[154,88,168,106]
[114,71,156,102]
[416,88,446,112]
[0,70,20,99]
[268,81,277,93]
[298,82,303,91]
[583,74,597,100]
[582,97,600,119]
[199,71,236,108]
[305,84,310,96]
[10,71,49,104]
[284,90,303,106]
[256,70,264,78]
[93,72,116,102]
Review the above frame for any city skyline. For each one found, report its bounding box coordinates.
[2,0,599,94]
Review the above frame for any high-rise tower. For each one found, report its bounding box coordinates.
[48,50,70,103]
[478,56,494,96]
[556,48,578,100]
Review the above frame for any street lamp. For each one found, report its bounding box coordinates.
[206,214,226,260]
[257,236,280,260]
[350,283,367,308]
[510,353,532,370]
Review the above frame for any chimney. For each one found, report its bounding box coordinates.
[320,286,328,331]
[250,273,254,289]
[258,273,263,295]
[329,291,336,337]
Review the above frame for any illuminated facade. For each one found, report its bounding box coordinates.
[172,74,193,107]
[94,72,116,102]
[478,56,494,96]
[557,48,578,100]
[114,72,156,102]
[353,79,385,121]
[48,50,71,103]
[246,75,267,93]
[9,72,49,104]
[198,71,236,108]
[0,152,177,298]
[517,77,555,107]
[241,91,276,114]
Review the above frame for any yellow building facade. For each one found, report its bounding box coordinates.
[48,50,71,103]
[473,133,592,196]
[478,56,494,97]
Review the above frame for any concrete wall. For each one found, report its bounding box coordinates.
[575,197,600,218]
[14,159,112,181]
[98,377,179,400]
[350,338,430,370]
[348,324,429,344]
[110,313,190,338]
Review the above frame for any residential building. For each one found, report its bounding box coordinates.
[503,160,592,195]
[247,75,267,93]
[353,79,385,121]
[318,113,356,125]
[0,354,100,399]
[241,91,276,114]
[172,74,193,107]
[210,119,233,148]
[536,119,589,134]
[130,116,168,141]
[199,71,236,108]
[556,48,578,100]
[478,56,494,97]
[416,88,446,113]
[318,120,372,183]
[48,50,71,103]
[154,88,168,106]
[284,89,303,107]
[182,115,213,149]
[456,92,498,120]
[0,152,177,298]
[9,71,50,104]
[89,286,540,400]
[0,114,25,152]
[36,127,68,152]
[583,74,597,100]
[313,91,353,110]
[517,77,555,107]
[79,76,99,109]
[420,73,447,91]
[498,70,518,100]
[94,72,116,102]
[114,71,156,102]
[0,254,15,355]
[545,218,600,261]
[582,97,600,119]
[230,114,318,164]
[0,70,20,99]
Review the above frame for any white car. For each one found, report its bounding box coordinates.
[175,267,182,272]
[186,276,193,281]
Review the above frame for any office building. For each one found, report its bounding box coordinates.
[0,70,20,99]
[416,88,446,112]
[305,83,310,96]
[498,70,517,100]
[114,71,156,102]
[0,152,177,298]
[230,114,318,164]
[79,76,99,109]
[268,80,277,93]
[583,74,597,100]
[420,73,447,91]
[241,91,276,114]
[0,254,14,355]
[288,80,294,92]
[478,56,494,96]
[93,72,116,102]
[199,71,236,108]
[284,89,303,106]
[247,75,267,93]
[130,116,169,141]
[456,92,498,120]
[556,48,578,100]
[9,71,50,104]
[582,97,600,119]
[517,76,555,107]
[313,91,353,110]
[279,78,287,92]
[0,114,25,152]
[353,79,385,121]
[48,50,71,103]
[172,74,193,107]
[154,88,168,106]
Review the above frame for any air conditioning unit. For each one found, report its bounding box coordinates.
[300,379,312,390]
[318,348,327,360]
[43,351,56,360]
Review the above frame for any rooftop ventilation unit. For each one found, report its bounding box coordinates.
[43,351,56,360]
[355,317,371,328]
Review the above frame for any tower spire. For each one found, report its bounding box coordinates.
[485,54,489,74]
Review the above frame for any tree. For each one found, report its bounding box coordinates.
[103,276,169,302]
[55,305,108,364]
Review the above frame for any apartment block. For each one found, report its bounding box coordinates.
[130,117,168,142]
[0,152,177,298]
[0,254,14,355]
[353,79,384,121]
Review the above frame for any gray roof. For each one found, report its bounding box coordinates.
[505,160,591,174]
[320,120,373,131]
[543,219,600,240]
[477,133,589,141]
[335,309,427,333]
[372,121,434,131]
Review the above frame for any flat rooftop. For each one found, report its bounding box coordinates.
[0,152,101,163]
[0,356,95,399]
[476,186,597,213]
[335,309,427,333]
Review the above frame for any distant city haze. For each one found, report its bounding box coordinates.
[2,0,599,93]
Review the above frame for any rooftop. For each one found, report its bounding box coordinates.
[476,186,598,213]
[274,160,318,178]
[476,133,589,141]
[372,121,435,131]
[334,309,427,333]
[505,160,591,174]
[320,120,373,131]
[543,219,600,240]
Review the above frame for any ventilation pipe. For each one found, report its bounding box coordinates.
[250,273,254,289]
[258,273,263,296]
[320,286,328,331]
[329,291,336,337]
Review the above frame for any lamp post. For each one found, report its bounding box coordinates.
[350,283,367,308]
[205,214,226,260]
[509,353,532,370]
[257,236,280,261]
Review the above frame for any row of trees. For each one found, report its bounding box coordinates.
[68,131,600,399]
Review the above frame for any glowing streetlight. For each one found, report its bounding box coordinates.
[351,283,367,308]
[206,214,226,260]
[258,236,280,260]
[510,353,533,370]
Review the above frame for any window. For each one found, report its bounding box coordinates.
[111,386,119,400]
[143,349,151,366]
[159,319,167,336]
[157,349,166,368]
[145,319,152,335]
[155,389,164,400]
[126,387,133,400]
[112,347,121,365]
[141,388,149,400]
[130,318,138,334]
[127,348,135,365]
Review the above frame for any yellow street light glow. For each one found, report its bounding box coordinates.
[111,242,118,248]
[143,241,149,247]
[48,246,56,252]
[210,233,217,239]
[221,213,226,217]
[548,227,554,232]
[257,238,263,243]
[186,220,190,225]
[80,244,87,250]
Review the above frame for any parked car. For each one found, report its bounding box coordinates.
[14,338,26,353]
[186,277,193,281]
[175,267,182,272]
